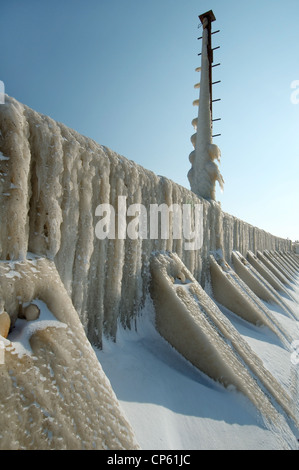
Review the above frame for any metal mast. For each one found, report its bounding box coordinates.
[187,10,223,201]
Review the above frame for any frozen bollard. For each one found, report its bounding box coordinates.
[23,304,40,321]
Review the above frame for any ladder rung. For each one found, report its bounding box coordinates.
[212,46,220,51]
[212,118,221,122]
[212,80,221,85]
[198,31,220,40]
[212,134,221,138]
[212,63,221,68]
[212,98,221,102]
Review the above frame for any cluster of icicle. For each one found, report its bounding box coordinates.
[0,96,291,345]
[0,96,298,448]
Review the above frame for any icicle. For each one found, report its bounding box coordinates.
[0,96,293,346]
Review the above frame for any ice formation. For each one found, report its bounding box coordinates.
[0,95,298,449]
[209,253,296,344]
[150,252,298,426]
[0,96,290,344]
[247,250,291,295]
[0,256,139,450]
[232,251,297,320]
[257,251,290,286]
[187,20,224,200]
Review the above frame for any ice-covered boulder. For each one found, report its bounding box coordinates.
[0,256,140,450]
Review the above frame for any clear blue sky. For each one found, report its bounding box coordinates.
[1,0,299,241]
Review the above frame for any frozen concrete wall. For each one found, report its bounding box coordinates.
[0,96,291,345]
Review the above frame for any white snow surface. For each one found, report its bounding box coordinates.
[96,282,299,450]
[7,299,67,357]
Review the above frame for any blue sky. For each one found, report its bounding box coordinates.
[1,0,299,241]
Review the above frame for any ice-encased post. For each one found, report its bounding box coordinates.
[188,10,224,201]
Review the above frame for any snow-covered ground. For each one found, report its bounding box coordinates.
[96,277,299,450]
